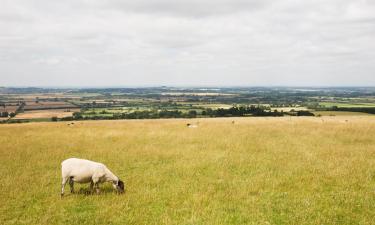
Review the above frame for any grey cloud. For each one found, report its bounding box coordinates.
[87,0,272,17]
[0,0,375,86]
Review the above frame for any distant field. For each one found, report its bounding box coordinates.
[0,105,18,113]
[3,93,82,100]
[80,103,233,117]
[14,109,80,119]
[23,101,78,110]
[319,102,375,108]
[271,107,308,112]
[192,103,232,109]
[161,92,236,96]
[1,117,375,224]
[313,111,375,116]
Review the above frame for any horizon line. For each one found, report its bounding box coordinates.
[1,85,375,89]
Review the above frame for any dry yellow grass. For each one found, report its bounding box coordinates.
[0,117,375,224]
[15,109,79,119]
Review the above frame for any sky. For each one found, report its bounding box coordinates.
[0,0,375,87]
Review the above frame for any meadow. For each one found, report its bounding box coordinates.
[14,109,79,120]
[318,102,375,108]
[1,117,375,224]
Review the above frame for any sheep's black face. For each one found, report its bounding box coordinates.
[117,180,125,194]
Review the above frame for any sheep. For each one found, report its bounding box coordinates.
[186,123,198,128]
[61,158,125,196]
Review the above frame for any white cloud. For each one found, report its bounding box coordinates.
[0,0,375,86]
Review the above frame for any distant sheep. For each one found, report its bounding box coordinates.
[186,123,198,128]
[61,158,125,196]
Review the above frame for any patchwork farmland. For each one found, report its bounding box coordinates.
[1,87,375,123]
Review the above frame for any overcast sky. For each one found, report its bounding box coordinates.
[1,0,375,87]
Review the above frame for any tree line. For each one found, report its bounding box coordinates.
[58,106,314,121]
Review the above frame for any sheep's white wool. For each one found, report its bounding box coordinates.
[61,158,120,195]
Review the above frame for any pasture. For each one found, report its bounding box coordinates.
[318,102,375,108]
[313,111,375,116]
[1,117,375,224]
[14,109,79,120]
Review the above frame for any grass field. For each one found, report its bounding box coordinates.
[23,101,78,111]
[271,107,308,112]
[14,109,80,119]
[313,111,375,116]
[0,106,18,113]
[319,102,375,108]
[1,117,375,224]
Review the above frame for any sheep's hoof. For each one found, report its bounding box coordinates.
[60,193,64,198]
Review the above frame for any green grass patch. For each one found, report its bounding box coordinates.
[313,111,374,116]
[319,102,375,108]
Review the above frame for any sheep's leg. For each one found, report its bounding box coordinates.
[89,181,94,194]
[95,183,100,194]
[92,177,100,194]
[69,177,75,194]
[61,177,68,197]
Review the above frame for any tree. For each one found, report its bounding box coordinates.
[187,110,197,118]
[296,111,314,116]
[1,111,9,117]
[73,112,83,119]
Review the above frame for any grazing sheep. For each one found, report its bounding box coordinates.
[186,123,198,128]
[61,158,125,196]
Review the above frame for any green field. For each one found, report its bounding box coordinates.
[1,117,375,224]
[319,102,375,108]
[313,111,375,116]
